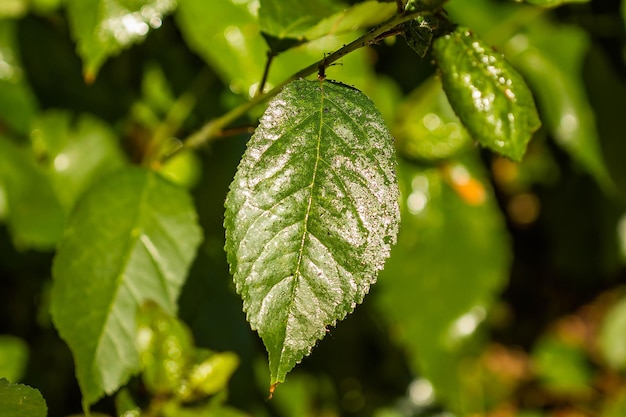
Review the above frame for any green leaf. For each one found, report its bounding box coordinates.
[394,76,471,161]
[532,336,593,394]
[224,79,400,387]
[136,301,194,395]
[50,167,203,408]
[303,1,396,40]
[30,111,127,210]
[0,335,28,382]
[523,0,589,7]
[259,0,341,40]
[65,0,176,81]
[375,155,510,410]
[402,15,437,58]
[599,295,626,370]
[176,0,267,95]
[0,379,47,417]
[433,27,541,161]
[0,138,65,250]
[0,20,38,134]
[182,350,239,399]
[505,21,612,189]
[0,0,27,18]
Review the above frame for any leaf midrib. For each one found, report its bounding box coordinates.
[279,82,326,359]
[92,172,153,378]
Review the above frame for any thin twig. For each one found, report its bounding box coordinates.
[180,5,433,154]
[256,51,275,97]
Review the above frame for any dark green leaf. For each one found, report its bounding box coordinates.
[403,15,437,58]
[259,0,341,40]
[0,336,28,382]
[0,138,65,250]
[433,27,541,161]
[376,155,510,409]
[0,379,47,417]
[65,0,176,80]
[224,79,400,387]
[394,76,471,161]
[50,167,202,407]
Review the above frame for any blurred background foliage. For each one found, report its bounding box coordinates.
[1,0,626,416]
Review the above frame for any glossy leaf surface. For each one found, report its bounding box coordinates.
[433,27,541,161]
[65,0,176,80]
[225,79,400,386]
[50,167,202,407]
[376,155,510,409]
[0,379,46,417]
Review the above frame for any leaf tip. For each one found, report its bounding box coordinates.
[268,381,280,400]
[83,70,96,85]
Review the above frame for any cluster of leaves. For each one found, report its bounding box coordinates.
[1,0,626,416]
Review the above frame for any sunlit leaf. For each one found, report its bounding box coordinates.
[523,0,589,7]
[303,1,396,40]
[176,0,267,95]
[50,167,202,407]
[0,379,47,417]
[0,336,28,382]
[599,295,626,370]
[30,111,127,210]
[259,0,341,40]
[0,0,26,18]
[65,0,176,81]
[375,155,510,410]
[0,138,65,250]
[505,21,610,189]
[394,76,471,161]
[433,27,541,161]
[225,79,400,387]
[0,20,38,134]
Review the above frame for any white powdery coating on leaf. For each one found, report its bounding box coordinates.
[224,79,400,382]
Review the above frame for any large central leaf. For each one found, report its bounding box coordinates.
[225,79,400,387]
